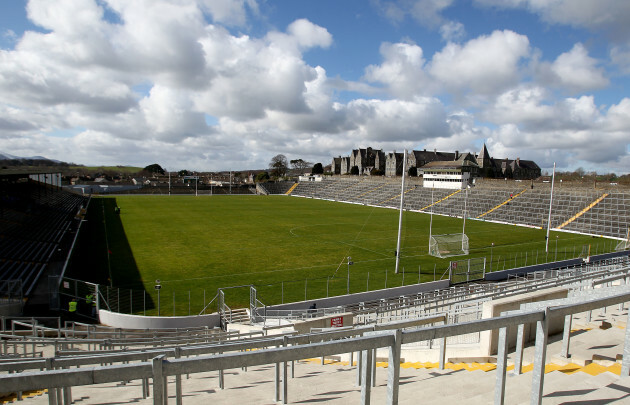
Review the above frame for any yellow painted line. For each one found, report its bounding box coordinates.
[285,183,299,195]
[357,183,387,199]
[0,390,47,404]
[305,352,622,378]
[420,189,461,211]
[607,363,621,375]
[378,186,416,205]
[580,363,610,376]
[557,193,608,229]
[477,188,528,218]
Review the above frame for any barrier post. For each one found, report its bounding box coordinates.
[494,327,508,405]
[361,349,373,404]
[531,308,550,405]
[513,324,525,375]
[152,355,165,405]
[386,329,401,405]
[175,347,182,405]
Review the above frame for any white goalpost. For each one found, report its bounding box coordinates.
[428,186,470,258]
[615,228,630,251]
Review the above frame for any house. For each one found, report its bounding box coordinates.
[349,147,385,175]
[385,152,404,177]
[476,144,541,179]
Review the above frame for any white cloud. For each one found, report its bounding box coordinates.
[611,45,630,75]
[439,21,465,42]
[139,85,211,141]
[199,0,258,27]
[548,43,609,92]
[474,0,630,40]
[429,30,530,96]
[409,0,455,29]
[343,97,449,142]
[1,0,628,174]
[364,42,431,99]
[287,19,333,50]
[373,0,464,42]
[483,94,630,170]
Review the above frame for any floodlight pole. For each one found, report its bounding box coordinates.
[168,171,171,195]
[545,162,556,253]
[195,175,198,197]
[462,187,468,251]
[462,187,468,233]
[395,149,407,274]
[429,187,434,253]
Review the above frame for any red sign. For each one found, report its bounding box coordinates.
[330,316,343,328]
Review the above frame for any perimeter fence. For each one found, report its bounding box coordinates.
[53,238,626,317]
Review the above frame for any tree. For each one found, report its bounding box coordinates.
[270,154,288,178]
[290,159,312,173]
[256,171,270,182]
[312,162,323,174]
[143,163,165,175]
[350,166,359,175]
[408,166,418,177]
[178,169,189,176]
[371,168,384,176]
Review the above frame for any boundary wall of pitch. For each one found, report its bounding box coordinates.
[484,250,630,282]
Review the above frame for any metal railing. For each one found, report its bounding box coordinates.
[2,290,630,404]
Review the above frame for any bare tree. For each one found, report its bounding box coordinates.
[270,154,288,178]
[290,158,312,173]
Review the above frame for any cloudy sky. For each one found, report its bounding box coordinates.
[1,0,629,173]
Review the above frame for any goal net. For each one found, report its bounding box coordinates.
[616,229,630,251]
[616,240,630,251]
[429,233,469,258]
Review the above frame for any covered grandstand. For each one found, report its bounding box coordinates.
[0,169,87,314]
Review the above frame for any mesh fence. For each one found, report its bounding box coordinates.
[448,257,486,284]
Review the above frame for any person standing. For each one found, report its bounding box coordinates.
[85,292,96,317]
[69,298,77,314]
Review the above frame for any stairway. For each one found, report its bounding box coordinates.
[224,307,250,325]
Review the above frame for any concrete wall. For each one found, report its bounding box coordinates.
[485,251,630,282]
[264,280,450,311]
[98,310,221,329]
[485,259,583,282]
[479,287,568,356]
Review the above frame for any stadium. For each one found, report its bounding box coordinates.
[2,167,630,404]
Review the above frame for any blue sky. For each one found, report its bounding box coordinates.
[1,0,630,174]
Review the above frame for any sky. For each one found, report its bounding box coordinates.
[1,0,630,174]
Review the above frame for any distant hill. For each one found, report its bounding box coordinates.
[0,151,65,166]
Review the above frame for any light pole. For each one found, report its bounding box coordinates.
[155,279,161,316]
[346,256,353,295]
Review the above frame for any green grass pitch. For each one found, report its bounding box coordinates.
[76,195,614,315]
